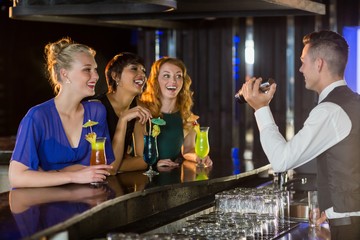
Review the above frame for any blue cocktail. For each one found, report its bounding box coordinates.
[143,135,159,177]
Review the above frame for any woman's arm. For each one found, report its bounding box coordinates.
[110,106,151,174]
[182,128,197,162]
[9,185,109,213]
[8,160,111,188]
[117,121,147,172]
[109,117,128,174]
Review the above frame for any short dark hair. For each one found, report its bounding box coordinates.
[105,52,145,93]
[303,30,349,77]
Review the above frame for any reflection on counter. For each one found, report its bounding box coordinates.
[0,158,271,240]
[3,184,115,240]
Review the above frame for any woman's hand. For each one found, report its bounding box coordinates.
[119,106,152,125]
[9,161,113,188]
[156,159,180,172]
[196,155,213,167]
[157,159,179,168]
[69,165,113,184]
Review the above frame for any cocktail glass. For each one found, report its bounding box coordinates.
[90,137,108,186]
[143,135,159,177]
[195,126,210,167]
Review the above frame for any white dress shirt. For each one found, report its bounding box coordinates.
[254,80,360,218]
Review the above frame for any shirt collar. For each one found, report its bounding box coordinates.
[318,80,347,103]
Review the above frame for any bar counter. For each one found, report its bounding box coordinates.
[0,157,328,240]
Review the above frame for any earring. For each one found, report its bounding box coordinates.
[66,79,71,84]
[116,81,119,86]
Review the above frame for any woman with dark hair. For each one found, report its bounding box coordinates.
[97,52,152,172]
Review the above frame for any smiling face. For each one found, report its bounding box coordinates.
[157,62,184,100]
[65,52,99,98]
[118,63,146,95]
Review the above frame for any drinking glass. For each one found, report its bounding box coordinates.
[195,126,210,167]
[90,137,108,186]
[308,190,321,227]
[143,135,159,177]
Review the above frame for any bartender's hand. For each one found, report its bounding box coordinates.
[242,77,276,111]
[316,211,328,226]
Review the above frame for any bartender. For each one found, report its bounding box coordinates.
[240,30,360,240]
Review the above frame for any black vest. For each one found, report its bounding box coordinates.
[317,86,360,212]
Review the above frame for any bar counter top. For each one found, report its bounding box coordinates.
[0,157,329,240]
[0,157,272,240]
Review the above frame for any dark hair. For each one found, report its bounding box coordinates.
[105,52,145,93]
[303,30,349,77]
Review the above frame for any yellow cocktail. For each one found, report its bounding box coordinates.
[90,137,107,166]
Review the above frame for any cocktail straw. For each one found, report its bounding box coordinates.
[148,118,152,136]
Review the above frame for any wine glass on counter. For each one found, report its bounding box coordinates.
[195,126,210,167]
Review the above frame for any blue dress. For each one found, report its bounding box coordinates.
[11,99,115,171]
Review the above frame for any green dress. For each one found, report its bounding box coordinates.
[156,111,184,161]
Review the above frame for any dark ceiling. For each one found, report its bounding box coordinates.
[9,0,326,28]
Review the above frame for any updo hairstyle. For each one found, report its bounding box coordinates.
[44,37,96,94]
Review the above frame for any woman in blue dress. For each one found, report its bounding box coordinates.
[9,37,114,188]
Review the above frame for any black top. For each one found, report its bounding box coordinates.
[97,94,137,157]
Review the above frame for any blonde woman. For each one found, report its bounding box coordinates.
[9,37,114,188]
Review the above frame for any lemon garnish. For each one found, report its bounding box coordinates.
[85,132,97,144]
[152,125,161,137]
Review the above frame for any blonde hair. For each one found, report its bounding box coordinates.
[140,57,194,130]
[44,37,96,94]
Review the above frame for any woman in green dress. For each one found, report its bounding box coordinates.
[140,57,212,168]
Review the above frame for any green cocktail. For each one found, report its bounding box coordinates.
[195,127,210,167]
